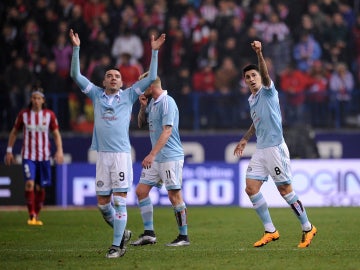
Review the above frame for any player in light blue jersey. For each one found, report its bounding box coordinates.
[69,29,166,258]
[233,41,317,248]
[130,73,189,247]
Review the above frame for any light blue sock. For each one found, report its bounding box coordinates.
[250,192,276,232]
[98,202,115,227]
[112,195,127,247]
[283,191,311,231]
[174,203,188,236]
[139,197,154,231]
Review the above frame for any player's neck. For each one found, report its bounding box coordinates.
[31,108,42,113]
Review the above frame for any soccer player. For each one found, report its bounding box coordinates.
[69,29,165,258]
[5,88,64,225]
[131,73,189,247]
[233,40,317,248]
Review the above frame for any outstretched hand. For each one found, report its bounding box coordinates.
[251,40,262,54]
[151,33,166,50]
[69,29,80,46]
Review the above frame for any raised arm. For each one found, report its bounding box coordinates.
[137,94,148,128]
[134,34,166,90]
[251,41,271,87]
[69,29,91,90]
[233,123,255,157]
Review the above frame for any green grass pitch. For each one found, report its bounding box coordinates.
[1,207,359,270]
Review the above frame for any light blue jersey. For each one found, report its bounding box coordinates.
[248,80,284,149]
[70,46,158,152]
[146,91,184,162]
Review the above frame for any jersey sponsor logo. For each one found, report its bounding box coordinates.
[102,108,118,121]
[25,124,48,132]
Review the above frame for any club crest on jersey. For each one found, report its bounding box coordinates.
[96,180,104,187]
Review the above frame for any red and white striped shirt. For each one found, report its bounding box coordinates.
[14,108,59,161]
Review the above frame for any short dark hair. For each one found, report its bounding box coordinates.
[242,64,259,77]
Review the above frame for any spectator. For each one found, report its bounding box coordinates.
[319,0,338,17]
[262,12,290,45]
[322,12,350,67]
[88,30,112,60]
[0,23,22,74]
[106,0,125,30]
[68,4,90,52]
[83,0,106,28]
[192,62,216,128]
[307,2,329,41]
[192,62,215,94]
[191,17,211,60]
[163,28,191,75]
[41,8,60,49]
[4,56,34,122]
[329,62,354,128]
[279,63,310,126]
[293,31,322,72]
[38,59,66,95]
[37,59,69,130]
[51,33,73,79]
[238,26,263,66]
[149,1,166,31]
[215,56,239,94]
[245,2,268,38]
[214,57,239,128]
[118,53,143,88]
[262,12,292,76]
[120,4,140,32]
[164,66,193,129]
[306,60,330,127]
[111,27,143,66]
[56,0,74,20]
[218,36,240,65]
[199,0,218,26]
[197,28,219,70]
[180,5,200,39]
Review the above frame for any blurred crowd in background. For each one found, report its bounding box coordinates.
[1,0,360,133]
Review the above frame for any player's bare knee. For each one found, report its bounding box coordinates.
[245,186,258,196]
[277,184,293,196]
[135,186,149,199]
[168,190,182,205]
[25,181,34,191]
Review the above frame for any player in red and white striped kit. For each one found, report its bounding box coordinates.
[5,88,64,225]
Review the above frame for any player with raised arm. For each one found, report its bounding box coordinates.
[69,29,165,258]
[131,73,189,247]
[5,88,64,225]
[234,40,317,248]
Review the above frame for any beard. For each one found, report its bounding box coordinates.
[108,87,118,93]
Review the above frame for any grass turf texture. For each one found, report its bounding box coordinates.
[0,207,359,270]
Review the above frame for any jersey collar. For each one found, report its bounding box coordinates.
[154,90,168,104]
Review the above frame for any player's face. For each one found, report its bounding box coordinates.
[244,69,262,93]
[31,93,45,111]
[103,69,123,93]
